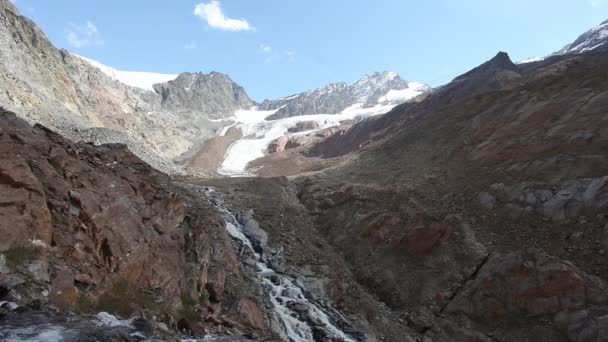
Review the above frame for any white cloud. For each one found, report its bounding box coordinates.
[260,46,296,63]
[259,44,271,53]
[283,50,296,60]
[184,41,198,49]
[66,21,104,48]
[194,1,251,32]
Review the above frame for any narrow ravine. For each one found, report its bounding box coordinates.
[203,188,358,342]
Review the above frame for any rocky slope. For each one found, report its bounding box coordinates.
[0,108,278,340]
[0,0,255,173]
[240,40,608,340]
[259,72,430,120]
[3,1,608,340]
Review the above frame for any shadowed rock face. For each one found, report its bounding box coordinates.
[276,48,608,341]
[0,108,269,339]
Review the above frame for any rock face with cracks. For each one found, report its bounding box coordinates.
[0,108,271,340]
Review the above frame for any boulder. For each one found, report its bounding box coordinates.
[288,121,320,133]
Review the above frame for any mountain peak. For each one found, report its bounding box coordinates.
[260,71,430,120]
[454,51,517,83]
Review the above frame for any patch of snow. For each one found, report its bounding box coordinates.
[517,56,546,64]
[378,81,429,103]
[74,54,178,91]
[218,104,396,176]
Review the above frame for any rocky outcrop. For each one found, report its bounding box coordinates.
[477,178,608,222]
[0,109,269,340]
[287,120,320,133]
[154,72,255,120]
[425,250,608,342]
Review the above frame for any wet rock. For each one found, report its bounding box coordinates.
[240,210,269,251]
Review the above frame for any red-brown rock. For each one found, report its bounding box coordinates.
[446,250,608,319]
[238,298,265,330]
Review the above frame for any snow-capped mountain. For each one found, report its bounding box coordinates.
[259,71,430,120]
[519,18,608,64]
[74,55,178,91]
[556,19,608,55]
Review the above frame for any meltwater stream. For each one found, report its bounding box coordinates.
[203,188,357,342]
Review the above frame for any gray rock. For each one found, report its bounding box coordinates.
[535,189,554,202]
[478,192,496,209]
[153,72,254,120]
[543,190,575,221]
[288,121,321,133]
[239,210,269,251]
[582,176,608,207]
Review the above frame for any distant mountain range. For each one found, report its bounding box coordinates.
[259,72,430,120]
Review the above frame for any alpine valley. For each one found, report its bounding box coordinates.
[1,1,608,341]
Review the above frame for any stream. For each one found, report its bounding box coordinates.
[203,188,357,342]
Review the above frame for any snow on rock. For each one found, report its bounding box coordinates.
[218,104,396,176]
[74,55,178,91]
[517,56,546,64]
[378,81,430,103]
[559,20,608,55]
[520,20,608,64]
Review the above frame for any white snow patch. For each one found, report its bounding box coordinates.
[74,55,178,91]
[378,81,429,103]
[517,56,546,64]
[218,104,395,176]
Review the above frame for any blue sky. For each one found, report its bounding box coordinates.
[11,0,608,101]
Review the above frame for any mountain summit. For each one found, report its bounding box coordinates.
[556,18,608,55]
[259,71,430,120]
